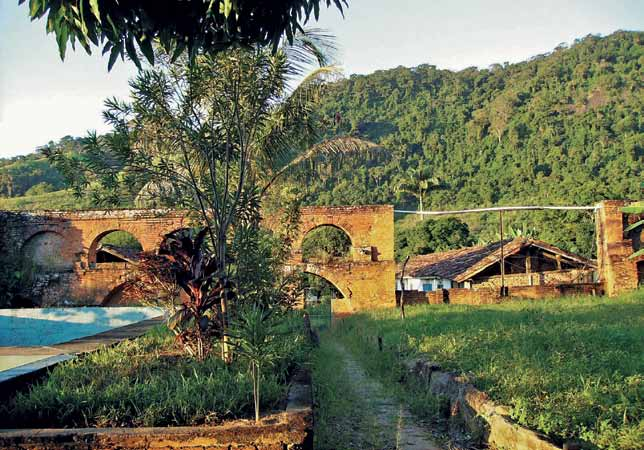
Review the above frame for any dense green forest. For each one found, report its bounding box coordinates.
[1,31,642,258]
[287,30,644,257]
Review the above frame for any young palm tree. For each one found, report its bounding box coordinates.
[45,31,375,359]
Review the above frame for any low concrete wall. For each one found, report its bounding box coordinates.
[406,359,562,450]
[0,371,313,450]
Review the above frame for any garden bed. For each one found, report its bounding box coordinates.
[332,292,643,450]
[0,313,312,447]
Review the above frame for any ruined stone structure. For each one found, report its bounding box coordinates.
[287,205,396,316]
[0,209,190,306]
[595,200,643,296]
[0,205,395,312]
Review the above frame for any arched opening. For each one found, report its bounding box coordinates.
[22,230,73,272]
[301,225,352,263]
[89,230,143,266]
[301,272,344,328]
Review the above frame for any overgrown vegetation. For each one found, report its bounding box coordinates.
[395,216,473,261]
[2,33,641,259]
[1,317,309,428]
[287,31,644,257]
[330,292,644,450]
[301,225,351,262]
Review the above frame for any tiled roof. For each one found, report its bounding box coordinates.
[97,244,142,264]
[398,238,596,282]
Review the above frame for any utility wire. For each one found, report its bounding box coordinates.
[394,205,598,216]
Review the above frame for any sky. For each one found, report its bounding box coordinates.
[1,0,643,158]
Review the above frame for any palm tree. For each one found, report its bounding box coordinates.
[395,166,441,218]
[45,31,375,360]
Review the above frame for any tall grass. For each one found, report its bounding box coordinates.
[1,315,309,428]
[332,292,644,450]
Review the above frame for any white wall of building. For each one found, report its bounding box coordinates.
[396,277,453,291]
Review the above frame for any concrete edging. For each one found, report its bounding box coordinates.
[406,359,563,450]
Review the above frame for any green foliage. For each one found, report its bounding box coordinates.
[230,305,281,422]
[0,149,67,198]
[0,189,96,210]
[395,217,473,260]
[20,0,347,70]
[99,230,142,249]
[24,182,56,196]
[332,293,644,449]
[0,323,308,427]
[281,31,644,258]
[301,225,351,262]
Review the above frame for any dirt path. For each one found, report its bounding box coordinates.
[313,339,443,450]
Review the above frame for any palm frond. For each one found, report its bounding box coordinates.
[282,28,338,75]
[261,136,379,194]
[258,65,342,165]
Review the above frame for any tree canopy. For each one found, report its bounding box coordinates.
[21,0,347,69]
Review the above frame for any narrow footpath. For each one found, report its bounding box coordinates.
[313,339,444,450]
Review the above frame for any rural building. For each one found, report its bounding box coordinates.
[396,238,596,292]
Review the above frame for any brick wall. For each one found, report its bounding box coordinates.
[596,200,641,296]
[0,209,190,306]
[395,290,445,305]
[472,268,595,289]
[396,283,604,307]
[281,205,396,315]
[2,206,396,312]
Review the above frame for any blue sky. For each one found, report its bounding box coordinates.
[1,0,643,158]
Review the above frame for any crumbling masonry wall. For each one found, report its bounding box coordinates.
[0,209,190,306]
[1,205,396,311]
[288,205,396,315]
[595,200,642,296]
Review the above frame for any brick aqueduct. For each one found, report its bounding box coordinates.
[0,200,641,313]
[0,205,395,314]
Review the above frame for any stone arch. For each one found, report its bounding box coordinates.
[301,223,354,246]
[21,230,74,272]
[301,224,353,263]
[302,270,347,299]
[88,229,144,266]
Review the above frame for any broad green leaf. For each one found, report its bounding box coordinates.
[29,0,42,17]
[56,25,69,60]
[223,0,233,18]
[624,219,644,233]
[107,42,121,71]
[89,0,101,23]
[125,34,141,70]
[137,35,155,65]
[628,248,644,260]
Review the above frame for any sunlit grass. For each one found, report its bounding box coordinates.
[332,292,644,450]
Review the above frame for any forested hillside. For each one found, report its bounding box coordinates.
[1,31,642,257]
[284,31,644,256]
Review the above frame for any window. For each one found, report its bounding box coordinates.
[422,283,433,292]
[437,280,443,289]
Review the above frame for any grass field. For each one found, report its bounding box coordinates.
[331,292,644,450]
[1,319,308,428]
